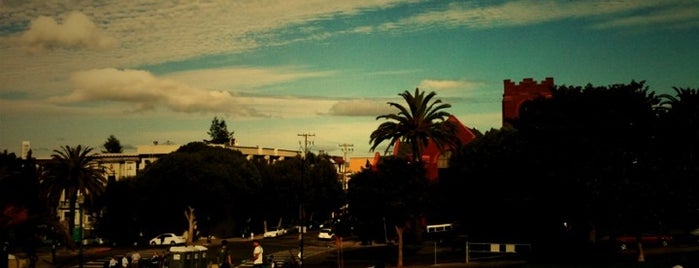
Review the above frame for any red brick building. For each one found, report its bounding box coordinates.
[379,77,555,180]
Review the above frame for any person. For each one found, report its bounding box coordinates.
[108,257,118,268]
[131,251,141,268]
[121,255,129,268]
[251,239,264,268]
[150,251,161,268]
[217,239,232,268]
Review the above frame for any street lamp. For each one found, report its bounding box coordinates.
[78,194,84,268]
[299,157,305,268]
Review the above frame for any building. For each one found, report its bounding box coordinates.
[353,77,555,181]
[21,141,31,159]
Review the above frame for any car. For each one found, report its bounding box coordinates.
[149,233,186,246]
[264,227,286,238]
[318,228,334,240]
[615,233,672,250]
[82,236,106,246]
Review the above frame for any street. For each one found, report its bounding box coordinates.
[26,231,699,268]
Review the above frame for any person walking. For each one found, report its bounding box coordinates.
[217,240,232,268]
[250,240,264,268]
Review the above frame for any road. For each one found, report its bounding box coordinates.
[26,232,699,268]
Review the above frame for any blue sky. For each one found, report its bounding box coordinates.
[1,0,698,159]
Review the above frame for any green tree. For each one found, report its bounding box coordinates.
[448,81,666,262]
[105,142,260,239]
[370,88,460,163]
[40,145,106,240]
[347,156,426,268]
[102,134,123,153]
[656,87,699,231]
[368,88,459,267]
[207,116,234,144]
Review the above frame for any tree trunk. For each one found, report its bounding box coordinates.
[637,242,645,262]
[185,207,196,246]
[395,225,404,268]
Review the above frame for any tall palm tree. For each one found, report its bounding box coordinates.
[40,145,106,241]
[370,88,460,163]
[369,88,459,267]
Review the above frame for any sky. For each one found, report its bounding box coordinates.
[1,0,698,159]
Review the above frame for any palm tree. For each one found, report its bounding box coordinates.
[40,145,106,241]
[370,88,460,163]
[369,88,459,267]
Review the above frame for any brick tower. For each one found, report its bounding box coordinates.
[502,77,554,128]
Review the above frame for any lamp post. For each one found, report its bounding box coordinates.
[297,133,314,268]
[299,156,305,268]
[78,195,84,268]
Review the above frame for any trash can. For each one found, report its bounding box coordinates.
[168,245,208,268]
[192,245,208,268]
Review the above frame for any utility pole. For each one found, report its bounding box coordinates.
[297,133,314,268]
[338,143,354,191]
[298,133,315,159]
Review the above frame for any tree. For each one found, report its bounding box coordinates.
[185,206,196,245]
[447,81,668,262]
[370,88,460,163]
[106,142,261,239]
[40,145,106,241]
[207,116,234,144]
[347,156,426,268]
[102,134,123,153]
[368,88,459,267]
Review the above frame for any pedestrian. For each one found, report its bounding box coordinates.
[121,255,129,268]
[131,251,141,268]
[250,239,264,268]
[217,239,232,268]
[150,251,161,268]
[109,257,118,268]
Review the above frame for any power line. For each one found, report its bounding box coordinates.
[297,133,315,158]
[338,143,353,191]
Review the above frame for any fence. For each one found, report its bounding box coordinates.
[465,242,532,264]
[426,240,532,265]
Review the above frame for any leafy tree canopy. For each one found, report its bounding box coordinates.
[207,116,234,144]
[102,134,123,153]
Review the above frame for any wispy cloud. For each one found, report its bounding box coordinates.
[163,67,335,91]
[418,79,483,91]
[328,99,395,116]
[364,0,695,32]
[591,4,699,29]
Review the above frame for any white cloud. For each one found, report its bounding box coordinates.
[418,79,483,90]
[18,11,118,53]
[328,99,395,116]
[42,68,347,118]
[49,68,243,114]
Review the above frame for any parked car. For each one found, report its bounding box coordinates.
[82,236,106,246]
[318,228,334,240]
[149,233,186,246]
[615,233,672,250]
[264,227,287,238]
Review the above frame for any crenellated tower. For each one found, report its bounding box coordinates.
[502,77,554,128]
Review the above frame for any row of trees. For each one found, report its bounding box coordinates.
[96,142,345,245]
[349,82,699,266]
